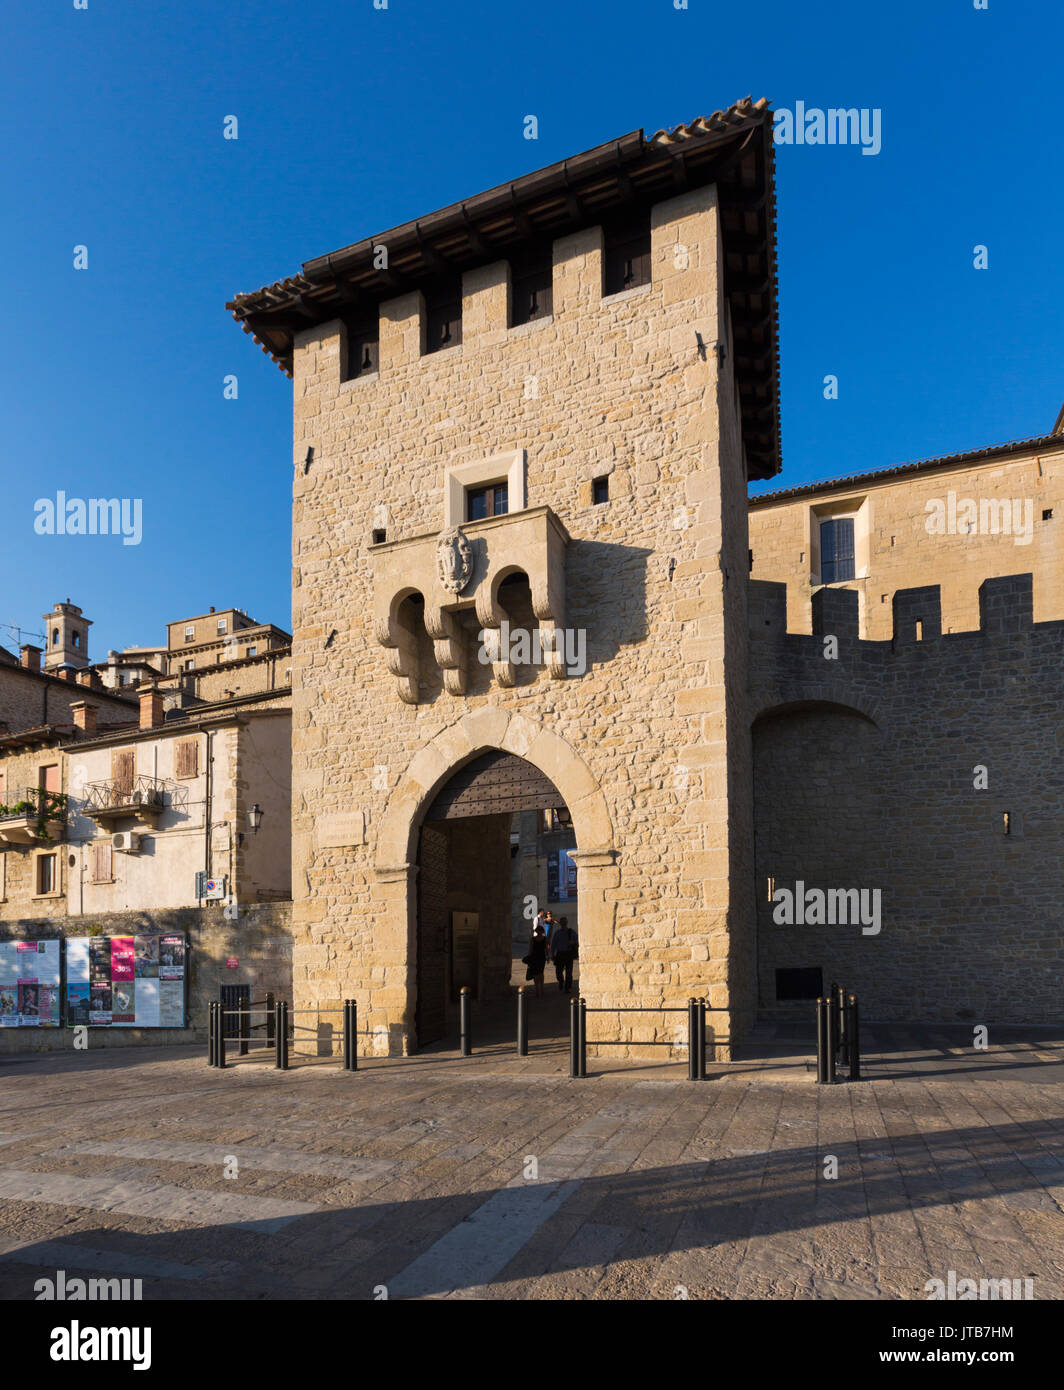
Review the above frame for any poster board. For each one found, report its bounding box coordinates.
[66,933,186,1028]
[0,940,62,1027]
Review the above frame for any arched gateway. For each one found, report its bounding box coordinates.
[373,710,615,1053]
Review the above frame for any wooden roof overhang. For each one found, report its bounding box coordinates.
[227,97,781,479]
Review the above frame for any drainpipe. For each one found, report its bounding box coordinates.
[204,729,212,881]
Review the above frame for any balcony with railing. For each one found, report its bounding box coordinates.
[0,788,69,845]
[82,774,167,824]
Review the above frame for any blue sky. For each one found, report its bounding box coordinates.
[2,0,1060,658]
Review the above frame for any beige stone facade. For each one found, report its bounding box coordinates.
[749,435,1064,637]
[281,180,757,1057]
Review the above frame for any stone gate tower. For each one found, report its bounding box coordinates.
[230,97,781,1056]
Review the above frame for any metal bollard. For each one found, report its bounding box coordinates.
[265,991,275,1048]
[569,994,580,1077]
[275,1000,288,1070]
[577,997,587,1078]
[816,997,828,1084]
[825,993,837,1084]
[847,993,861,1080]
[835,982,847,1058]
[347,998,358,1071]
[687,999,698,1081]
[207,1001,216,1067]
[696,998,707,1080]
[217,1004,227,1070]
[459,987,472,1057]
[517,986,528,1057]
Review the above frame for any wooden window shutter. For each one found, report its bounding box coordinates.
[92,842,113,882]
[112,750,135,794]
[176,740,199,779]
[40,765,60,793]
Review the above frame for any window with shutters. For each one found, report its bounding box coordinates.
[819,518,856,584]
[36,853,57,895]
[92,842,113,883]
[424,276,462,354]
[112,750,135,796]
[39,765,60,793]
[603,213,652,296]
[175,740,199,780]
[341,313,379,380]
[510,247,553,326]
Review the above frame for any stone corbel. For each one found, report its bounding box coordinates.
[531,570,567,680]
[373,608,420,705]
[424,606,468,696]
[474,585,516,688]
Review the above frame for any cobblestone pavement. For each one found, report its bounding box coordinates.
[0,1029,1061,1301]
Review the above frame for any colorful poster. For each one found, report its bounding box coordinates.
[111,937,135,981]
[66,937,91,984]
[66,984,90,1027]
[134,935,159,978]
[89,983,112,1025]
[90,939,111,982]
[18,980,41,1025]
[135,978,160,1027]
[0,985,18,1026]
[112,981,135,1025]
[158,980,184,1027]
[38,984,60,1027]
[159,936,185,980]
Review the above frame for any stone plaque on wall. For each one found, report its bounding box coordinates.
[316,811,366,849]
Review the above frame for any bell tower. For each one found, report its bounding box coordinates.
[42,599,91,671]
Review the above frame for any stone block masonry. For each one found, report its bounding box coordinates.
[749,574,1062,1024]
[289,184,756,1058]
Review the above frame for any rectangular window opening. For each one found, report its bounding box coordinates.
[1042,509,1053,521]
[819,517,855,584]
[603,213,651,296]
[424,276,462,354]
[592,476,609,506]
[510,247,553,326]
[467,482,509,522]
[371,528,387,545]
[341,313,379,380]
[37,854,57,895]
[775,967,823,1002]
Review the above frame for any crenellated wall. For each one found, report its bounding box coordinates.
[748,573,1063,1023]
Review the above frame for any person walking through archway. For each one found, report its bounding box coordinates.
[550,917,577,993]
[524,923,548,999]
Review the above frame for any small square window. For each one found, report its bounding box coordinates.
[247,645,258,658]
[592,476,609,505]
[217,619,227,634]
[467,482,508,522]
[1042,509,1053,521]
[603,213,651,296]
[341,313,379,380]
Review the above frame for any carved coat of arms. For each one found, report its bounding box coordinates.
[436,526,474,594]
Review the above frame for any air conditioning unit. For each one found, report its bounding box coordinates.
[112,831,142,853]
[129,787,162,808]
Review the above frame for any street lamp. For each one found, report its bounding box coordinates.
[248,803,264,834]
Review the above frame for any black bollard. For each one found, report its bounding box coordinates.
[687,999,698,1081]
[208,1001,216,1067]
[459,986,472,1056]
[275,1000,288,1070]
[569,994,579,1077]
[848,993,861,1080]
[217,1003,227,1070]
[835,982,847,1058]
[517,986,528,1057]
[577,997,587,1078]
[265,991,275,1048]
[816,997,828,1084]
[825,993,837,1084]
[697,998,707,1080]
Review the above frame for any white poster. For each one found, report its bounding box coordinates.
[66,937,91,984]
[135,978,160,1028]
